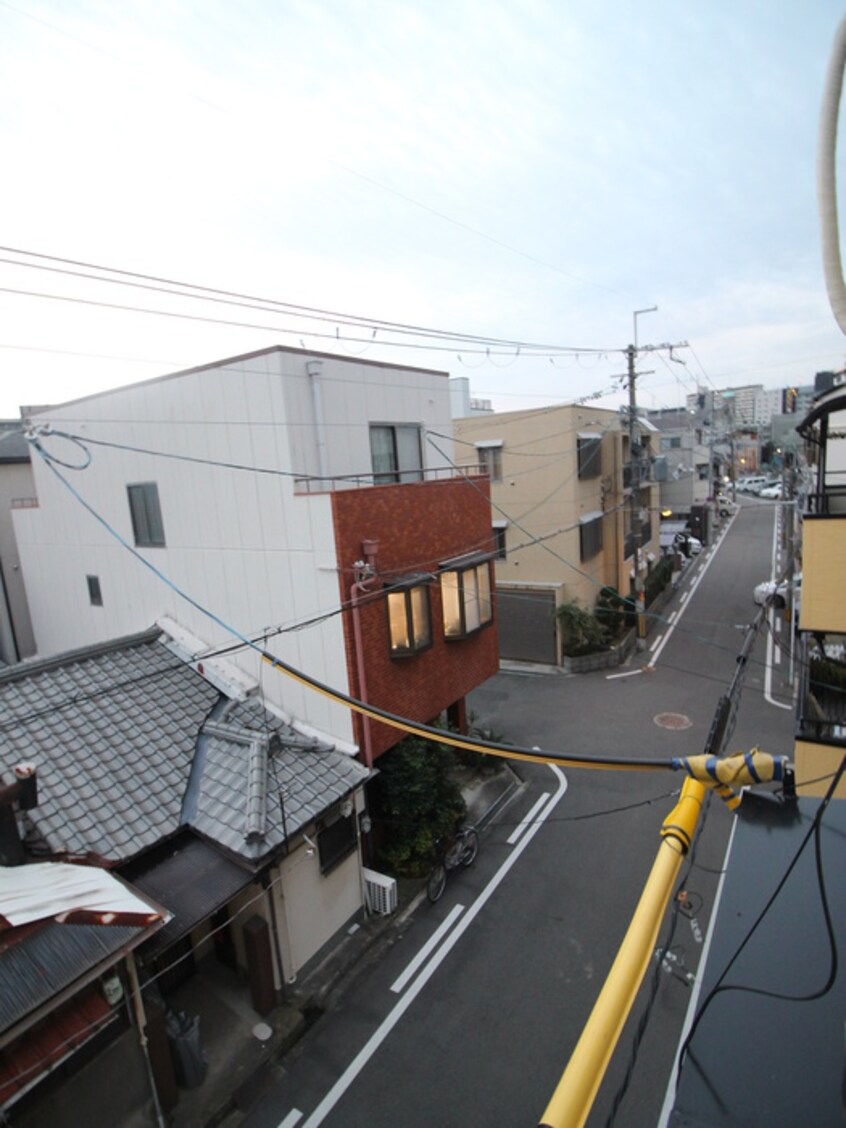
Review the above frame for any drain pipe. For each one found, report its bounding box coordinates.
[306,359,327,482]
[349,538,379,769]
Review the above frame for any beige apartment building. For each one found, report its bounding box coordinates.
[454,402,659,664]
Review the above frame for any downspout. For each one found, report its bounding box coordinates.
[307,359,328,482]
[349,538,380,769]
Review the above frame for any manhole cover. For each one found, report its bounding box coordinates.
[654,712,692,730]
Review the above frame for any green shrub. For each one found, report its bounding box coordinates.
[373,736,467,876]
[557,599,610,658]
[644,556,674,607]
[595,585,634,634]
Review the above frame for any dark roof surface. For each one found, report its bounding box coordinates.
[669,793,846,1126]
[0,919,143,1036]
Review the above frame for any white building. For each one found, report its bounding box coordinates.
[14,346,458,752]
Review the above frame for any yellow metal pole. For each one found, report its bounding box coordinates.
[538,779,705,1128]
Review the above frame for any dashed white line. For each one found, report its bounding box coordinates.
[390,905,465,994]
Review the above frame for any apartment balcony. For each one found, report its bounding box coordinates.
[294,464,485,494]
[805,484,846,515]
[798,514,846,634]
[795,634,846,797]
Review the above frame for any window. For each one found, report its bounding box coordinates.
[475,441,503,482]
[317,815,357,875]
[579,513,603,561]
[127,483,165,547]
[369,425,423,483]
[386,579,432,657]
[660,436,682,451]
[492,523,507,560]
[577,434,602,479]
[441,558,493,639]
[86,575,103,606]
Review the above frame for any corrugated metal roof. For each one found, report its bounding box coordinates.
[0,919,143,1035]
[0,628,368,865]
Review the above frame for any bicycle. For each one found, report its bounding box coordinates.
[426,824,479,903]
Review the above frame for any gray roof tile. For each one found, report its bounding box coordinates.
[0,629,367,865]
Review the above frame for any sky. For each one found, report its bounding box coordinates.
[2,0,846,420]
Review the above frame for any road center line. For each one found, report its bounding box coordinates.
[296,766,569,1128]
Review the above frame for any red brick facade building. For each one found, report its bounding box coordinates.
[331,474,499,763]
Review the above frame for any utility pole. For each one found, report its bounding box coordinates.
[626,342,647,649]
[625,308,686,650]
[628,307,657,650]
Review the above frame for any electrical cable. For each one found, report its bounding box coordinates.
[0,245,618,356]
[25,430,674,774]
[675,754,846,1089]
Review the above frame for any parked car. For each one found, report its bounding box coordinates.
[715,494,737,516]
[737,476,768,493]
[758,482,784,499]
[674,531,702,557]
[753,478,781,496]
[753,573,802,608]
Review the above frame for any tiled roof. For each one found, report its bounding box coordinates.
[190,698,366,862]
[0,629,367,865]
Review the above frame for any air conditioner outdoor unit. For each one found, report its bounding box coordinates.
[363,867,398,915]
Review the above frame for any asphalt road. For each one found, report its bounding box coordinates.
[243,499,796,1128]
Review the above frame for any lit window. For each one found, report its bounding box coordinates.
[127,483,165,547]
[387,579,432,657]
[440,558,493,639]
[86,575,103,607]
[370,425,423,483]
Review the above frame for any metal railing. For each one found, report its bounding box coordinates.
[796,637,846,743]
[293,464,486,494]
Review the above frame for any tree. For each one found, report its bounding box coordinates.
[374,736,467,876]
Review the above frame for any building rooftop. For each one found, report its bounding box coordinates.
[0,628,367,866]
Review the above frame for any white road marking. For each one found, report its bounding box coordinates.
[295,766,569,1128]
[507,791,550,845]
[390,904,465,994]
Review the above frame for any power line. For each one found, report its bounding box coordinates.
[0,246,618,356]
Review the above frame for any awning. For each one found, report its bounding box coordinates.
[127,835,259,959]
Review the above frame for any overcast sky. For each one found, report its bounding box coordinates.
[2,0,846,420]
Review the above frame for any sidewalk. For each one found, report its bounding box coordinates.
[121,762,521,1128]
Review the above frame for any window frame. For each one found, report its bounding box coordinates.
[440,556,494,640]
[492,522,507,560]
[577,434,602,480]
[475,440,503,483]
[579,512,604,562]
[369,424,424,484]
[86,575,103,607]
[385,576,433,658]
[317,815,357,875]
[127,482,166,548]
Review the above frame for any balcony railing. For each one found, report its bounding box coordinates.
[805,485,846,515]
[294,464,485,495]
[796,637,846,744]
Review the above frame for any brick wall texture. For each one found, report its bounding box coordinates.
[331,476,499,761]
